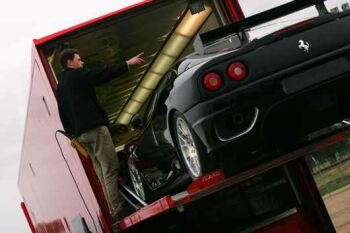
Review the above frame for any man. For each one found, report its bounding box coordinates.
[57,48,145,222]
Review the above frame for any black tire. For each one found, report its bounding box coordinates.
[172,111,211,180]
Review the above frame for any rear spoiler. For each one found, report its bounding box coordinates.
[200,0,327,45]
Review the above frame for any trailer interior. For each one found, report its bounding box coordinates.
[21,0,350,232]
[37,0,224,147]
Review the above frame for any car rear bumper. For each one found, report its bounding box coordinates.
[184,57,350,155]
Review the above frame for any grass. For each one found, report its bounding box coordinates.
[319,176,350,196]
[312,159,350,196]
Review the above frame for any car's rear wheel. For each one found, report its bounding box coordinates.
[128,155,147,201]
[173,112,207,180]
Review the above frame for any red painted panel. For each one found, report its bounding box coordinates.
[186,169,225,194]
[121,195,175,229]
[224,0,245,22]
[18,46,104,232]
[78,152,113,226]
[258,211,316,233]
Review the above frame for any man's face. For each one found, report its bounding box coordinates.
[67,53,84,69]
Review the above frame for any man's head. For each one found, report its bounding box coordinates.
[59,48,84,69]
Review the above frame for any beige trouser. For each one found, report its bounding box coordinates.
[78,126,122,219]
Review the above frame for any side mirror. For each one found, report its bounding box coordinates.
[131,114,143,130]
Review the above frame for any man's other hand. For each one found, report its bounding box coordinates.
[127,53,145,66]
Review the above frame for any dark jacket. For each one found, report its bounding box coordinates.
[57,62,128,137]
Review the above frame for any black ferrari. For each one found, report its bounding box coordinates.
[121,0,350,202]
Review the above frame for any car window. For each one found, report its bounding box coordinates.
[142,71,174,124]
[145,92,158,123]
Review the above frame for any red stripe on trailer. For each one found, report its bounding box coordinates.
[21,202,36,233]
[186,169,225,194]
[224,0,245,22]
[273,19,314,36]
[97,209,111,233]
[314,133,344,151]
[120,195,176,229]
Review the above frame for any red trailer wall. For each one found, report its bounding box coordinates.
[18,45,106,233]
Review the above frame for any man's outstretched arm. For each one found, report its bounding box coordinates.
[82,52,146,86]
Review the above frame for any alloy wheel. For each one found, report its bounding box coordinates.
[176,116,202,179]
[128,156,146,201]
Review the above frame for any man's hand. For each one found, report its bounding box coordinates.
[127,53,145,67]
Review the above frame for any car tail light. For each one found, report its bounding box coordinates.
[227,62,247,81]
[203,72,222,91]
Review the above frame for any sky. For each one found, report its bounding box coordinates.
[0,0,141,232]
[0,0,347,232]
